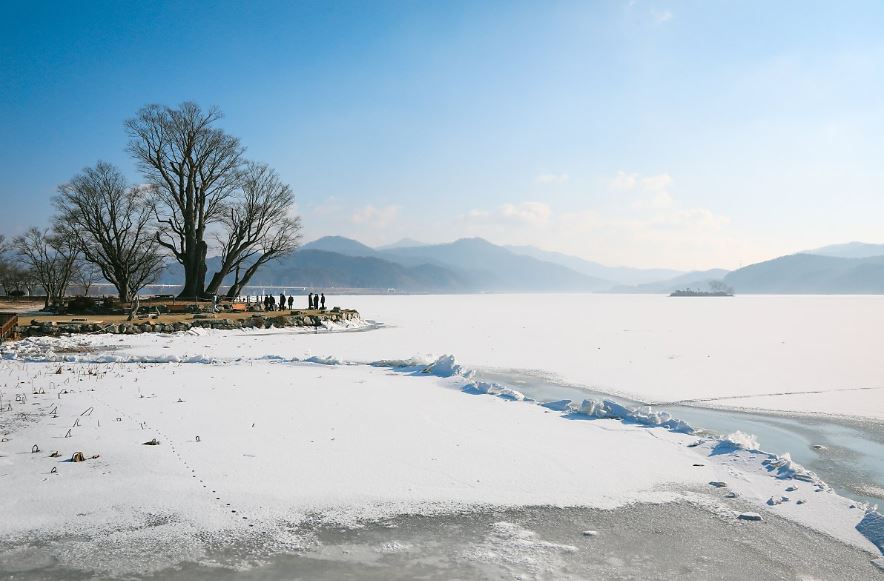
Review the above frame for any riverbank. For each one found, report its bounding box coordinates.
[9,308,361,338]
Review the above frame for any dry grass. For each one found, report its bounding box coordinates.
[21,309,328,325]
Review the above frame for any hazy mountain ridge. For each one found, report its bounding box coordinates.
[723,253,884,294]
[504,245,684,285]
[803,241,884,259]
[157,236,884,294]
[610,269,731,294]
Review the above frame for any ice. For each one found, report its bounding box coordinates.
[461,521,577,575]
[722,430,761,451]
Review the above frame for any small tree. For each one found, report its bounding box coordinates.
[73,259,102,296]
[205,162,302,296]
[55,161,166,302]
[12,228,79,308]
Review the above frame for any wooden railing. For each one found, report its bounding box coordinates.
[0,313,18,343]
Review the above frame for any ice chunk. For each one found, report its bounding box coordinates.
[738,512,763,521]
[722,430,760,451]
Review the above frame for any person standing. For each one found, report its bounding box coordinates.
[320,293,326,310]
[287,295,293,310]
[279,292,286,311]
[307,293,314,310]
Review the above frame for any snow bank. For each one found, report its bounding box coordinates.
[566,399,695,434]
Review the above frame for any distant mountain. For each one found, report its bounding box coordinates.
[724,254,884,294]
[157,237,608,293]
[381,238,611,291]
[154,237,884,295]
[244,249,469,291]
[611,269,731,293]
[377,238,427,250]
[301,236,381,257]
[803,242,884,259]
[505,245,683,285]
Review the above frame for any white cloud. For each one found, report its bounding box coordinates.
[639,172,672,192]
[465,201,552,227]
[535,172,569,184]
[611,170,676,209]
[610,170,638,191]
[350,204,400,229]
[611,170,673,192]
[632,190,675,209]
[458,170,735,269]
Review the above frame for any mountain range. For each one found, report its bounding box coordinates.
[157,237,884,294]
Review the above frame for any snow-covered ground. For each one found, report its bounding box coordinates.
[299,293,884,420]
[1,294,882,577]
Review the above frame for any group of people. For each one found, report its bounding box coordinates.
[307,292,325,310]
[259,291,326,311]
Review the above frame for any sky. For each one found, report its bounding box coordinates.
[2,0,884,271]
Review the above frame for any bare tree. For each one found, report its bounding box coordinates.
[224,219,301,300]
[0,236,36,296]
[55,161,165,302]
[205,162,302,296]
[0,264,33,296]
[73,259,102,297]
[126,102,244,299]
[12,228,79,309]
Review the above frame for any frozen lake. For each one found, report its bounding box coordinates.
[316,293,884,420]
[2,293,882,578]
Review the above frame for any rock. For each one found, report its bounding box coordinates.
[796,499,806,505]
[143,438,160,446]
[582,530,598,537]
[767,496,789,506]
[738,512,763,521]
[872,558,884,571]
[724,491,738,498]
[811,444,827,450]
[709,481,727,488]
[785,485,798,492]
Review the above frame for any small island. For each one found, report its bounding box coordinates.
[670,280,734,297]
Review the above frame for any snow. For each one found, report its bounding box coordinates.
[14,293,878,418]
[270,293,884,420]
[1,293,883,574]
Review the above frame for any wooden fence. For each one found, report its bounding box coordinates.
[0,313,18,343]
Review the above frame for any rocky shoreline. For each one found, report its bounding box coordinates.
[15,308,361,337]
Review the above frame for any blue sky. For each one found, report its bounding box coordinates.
[2,0,883,270]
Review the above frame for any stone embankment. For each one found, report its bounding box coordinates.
[16,308,360,338]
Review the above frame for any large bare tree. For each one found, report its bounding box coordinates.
[126,102,244,298]
[55,161,165,301]
[12,228,79,309]
[206,162,302,296]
